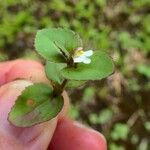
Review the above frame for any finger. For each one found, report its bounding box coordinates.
[0,59,49,85]
[0,60,19,86]
[0,59,69,117]
[0,80,57,150]
[48,117,107,150]
[0,60,69,149]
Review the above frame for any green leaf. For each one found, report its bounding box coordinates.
[35,30,64,63]
[137,64,150,78]
[45,61,66,84]
[98,109,113,124]
[34,28,82,62]
[66,80,86,88]
[110,143,125,150]
[83,87,95,102]
[68,104,79,119]
[89,109,113,124]
[111,123,130,141]
[8,83,64,127]
[61,51,114,80]
[144,121,150,131]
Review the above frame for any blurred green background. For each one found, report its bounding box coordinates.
[0,0,150,149]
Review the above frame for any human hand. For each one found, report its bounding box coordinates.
[0,60,107,150]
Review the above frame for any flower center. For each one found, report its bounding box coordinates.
[74,50,84,57]
[74,47,85,57]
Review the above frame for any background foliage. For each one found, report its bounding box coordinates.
[0,0,150,149]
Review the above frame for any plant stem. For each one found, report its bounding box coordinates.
[53,79,68,96]
[61,79,68,91]
[52,42,75,95]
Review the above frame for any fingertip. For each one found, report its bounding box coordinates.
[73,121,107,148]
[49,118,107,150]
[6,59,49,84]
[0,60,19,85]
[0,59,49,86]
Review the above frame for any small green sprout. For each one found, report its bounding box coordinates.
[8,28,114,127]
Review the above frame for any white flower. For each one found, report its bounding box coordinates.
[73,47,94,64]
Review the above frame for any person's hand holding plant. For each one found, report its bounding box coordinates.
[0,28,114,150]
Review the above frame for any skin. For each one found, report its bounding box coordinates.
[0,59,107,150]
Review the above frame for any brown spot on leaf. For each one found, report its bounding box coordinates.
[26,99,36,107]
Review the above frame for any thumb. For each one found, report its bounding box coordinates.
[0,80,57,150]
[0,60,70,150]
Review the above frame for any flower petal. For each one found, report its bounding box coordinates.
[83,58,91,64]
[73,56,84,63]
[84,50,94,57]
